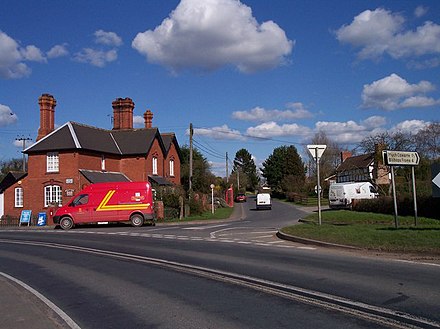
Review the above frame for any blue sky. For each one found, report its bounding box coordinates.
[1,0,439,176]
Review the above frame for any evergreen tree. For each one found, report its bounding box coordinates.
[261,145,305,192]
[232,148,259,191]
[180,145,215,194]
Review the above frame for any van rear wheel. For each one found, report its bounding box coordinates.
[60,217,74,230]
[130,214,144,227]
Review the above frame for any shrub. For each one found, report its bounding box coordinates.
[353,196,440,220]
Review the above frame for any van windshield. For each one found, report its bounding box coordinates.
[70,194,89,206]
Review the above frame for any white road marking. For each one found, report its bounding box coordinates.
[183,224,230,230]
[0,271,81,329]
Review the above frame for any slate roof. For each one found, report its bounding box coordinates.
[79,169,131,183]
[24,122,166,156]
[148,175,173,186]
[161,133,181,159]
[0,171,27,193]
[336,153,375,172]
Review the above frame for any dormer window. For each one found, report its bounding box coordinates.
[47,152,59,173]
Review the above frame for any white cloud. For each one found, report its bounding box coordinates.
[132,0,293,73]
[336,8,440,61]
[189,116,431,147]
[94,30,123,47]
[47,44,69,58]
[232,103,312,122]
[0,104,18,126]
[193,125,244,140]
[0,31,32,79]
[73,48,117,67]
[361,73,439,110]
[13,138,33,148]
[361,115,387,128]
[390,119,430,134]
[20,45,46,63]
[133,115,144,127]
[246,121,311,138]
[414,6,428,18]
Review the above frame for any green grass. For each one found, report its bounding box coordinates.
[165,206,234,222]
[281,210,440,254]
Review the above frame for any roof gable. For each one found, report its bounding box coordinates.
[161,133,181,159]
[336,153,374,172]
[24,123,77,153]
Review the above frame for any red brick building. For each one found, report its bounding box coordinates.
[0,94,181,220]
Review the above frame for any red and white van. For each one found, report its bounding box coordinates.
[53,181,155,230]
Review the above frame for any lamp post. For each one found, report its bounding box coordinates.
[210,184,215,214]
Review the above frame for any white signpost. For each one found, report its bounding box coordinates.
[383,151,420,166]
[383,150,420,227]
[307,145,327,225]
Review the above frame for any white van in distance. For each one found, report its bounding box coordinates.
[329,182,378,209]
[256,193,272,210]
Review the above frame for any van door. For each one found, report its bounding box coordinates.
[69,194,94,224]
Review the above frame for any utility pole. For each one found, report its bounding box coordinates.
[226,152,229,183]
[16,136,32,172]
[189,123,193,193]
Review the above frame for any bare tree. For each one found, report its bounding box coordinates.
[305,131,344,181]
[415,122,440,160]
[358,131,414,154]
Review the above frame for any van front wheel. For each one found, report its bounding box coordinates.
[130,214,144,227]
[60,217,74,230]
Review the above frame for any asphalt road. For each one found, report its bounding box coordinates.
[0,198,439,329]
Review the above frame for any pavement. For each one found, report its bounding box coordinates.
[0,272,77,329]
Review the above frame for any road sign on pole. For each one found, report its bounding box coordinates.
[383,150,420,226]
[382,150,420,166]
[307,145,327,226]
[432,163,440,198]
[307,145,327,161]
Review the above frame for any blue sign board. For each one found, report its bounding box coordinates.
[37,212,47,226]
[19,210,32,226]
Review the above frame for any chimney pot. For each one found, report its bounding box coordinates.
[112,97,134,130]
[37,94,57,141]
[144,110,153,129]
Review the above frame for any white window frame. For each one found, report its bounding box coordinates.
[101,155,106,171]
[46,152,59,173]
[169,159,175,177]
[152,157,158,175]
[15,187,23,207]
[44,185,62,207]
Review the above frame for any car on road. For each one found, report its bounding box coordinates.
[235,193,247,202]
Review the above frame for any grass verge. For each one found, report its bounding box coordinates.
[280,210,440,254]
[164,206,234,223]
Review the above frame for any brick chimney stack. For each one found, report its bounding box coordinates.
[112,97,134,130]
[37,94,57,141]
[340,151,352,163]
[144,110,153,128]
